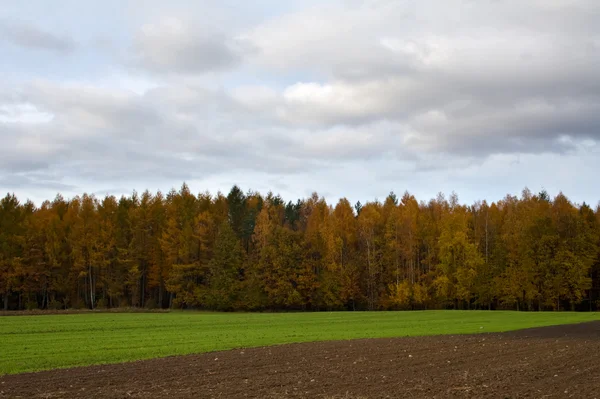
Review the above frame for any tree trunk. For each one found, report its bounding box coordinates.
[140,273,145,308]
[485,211,489,264]
[140,261,146,308]
[366,240,372,310]
[89,263,94,309]
[159,280,164,309]
[395,227,399,285]
[3,293,8,311]
[590,274,593,312]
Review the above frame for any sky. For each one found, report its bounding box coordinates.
[1,0,600,206]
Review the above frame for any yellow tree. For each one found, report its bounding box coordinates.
[496,189,549,310]
[243,204,275,309]
[301,193,329,308]
[95,195,118,308]
[70,194,102,308]
[0,194,26,310]
[435,193,483,309]
[161,184,203,308]
[548,193,594,310]
[145,192,167,307]
[318,198,359,310]
[358,202,382,309]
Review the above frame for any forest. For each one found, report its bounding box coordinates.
[0,184,598,312]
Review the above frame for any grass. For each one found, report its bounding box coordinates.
[1,310,599,375]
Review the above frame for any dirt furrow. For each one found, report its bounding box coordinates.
[1,321,599,399]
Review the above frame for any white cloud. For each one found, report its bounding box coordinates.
[0,103,53,124]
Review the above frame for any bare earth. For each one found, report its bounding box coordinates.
[2,322,599,399]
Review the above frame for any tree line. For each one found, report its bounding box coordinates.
[1,184,599,311]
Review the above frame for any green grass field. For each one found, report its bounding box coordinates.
[1,310,599,375]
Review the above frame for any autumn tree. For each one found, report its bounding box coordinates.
[435,193,484,309]
[0,194,25,310]
[358,202,382,309]
[1,185,599,312]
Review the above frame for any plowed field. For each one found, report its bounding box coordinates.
[2,321,599,398]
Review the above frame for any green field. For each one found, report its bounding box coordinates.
[2,310,600,375]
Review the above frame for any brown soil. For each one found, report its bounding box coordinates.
[2,322,599,399]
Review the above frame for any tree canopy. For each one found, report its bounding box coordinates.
[1,186,599,311]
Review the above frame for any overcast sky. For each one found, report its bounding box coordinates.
[1,0,599,206]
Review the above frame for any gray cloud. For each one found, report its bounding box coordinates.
[129,17,247,74]
[2,0,600,204]
[0,19,76,53]
[0,173,76,192]
[236,0,600,159]
[0,81,330,193]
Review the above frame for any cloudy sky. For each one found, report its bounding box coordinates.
[1,0,599,206]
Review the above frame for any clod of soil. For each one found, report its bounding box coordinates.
[1,321,599,398]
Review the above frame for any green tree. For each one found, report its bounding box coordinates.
[206,221,243,310]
